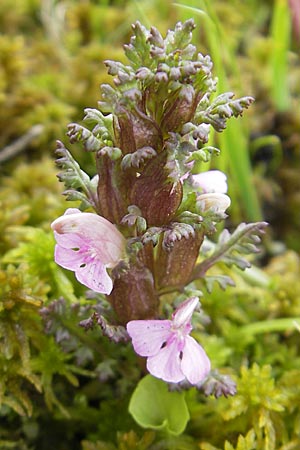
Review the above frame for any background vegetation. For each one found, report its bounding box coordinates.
[0,1,299,449]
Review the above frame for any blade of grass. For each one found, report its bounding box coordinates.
[270,0,291,111]
[174,1,262,221]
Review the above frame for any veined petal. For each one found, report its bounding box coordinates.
[94,238,125,267]
[54,245,85,271]
[127,320,171,357]
[191,170,228,193]
[146,339,185,383]
[172,297,199,329]
[75,260,113,294]
[51,209,126,265]
[54,231,87,250]
[180,335,211,385]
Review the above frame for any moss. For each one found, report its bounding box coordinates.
[0,1,299,449]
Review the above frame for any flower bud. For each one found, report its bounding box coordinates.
[197,193,231,214]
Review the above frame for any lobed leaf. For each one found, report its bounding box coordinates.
[162,222,195,250]
[67,123,102,152]
[204,275,236,293]
[121,146,157,170]
[193,222,268,278]
[124,22,152,70]
[196,93,254,132]
[55,141,98,211]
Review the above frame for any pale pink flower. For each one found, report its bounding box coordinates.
[189,170,230,213]
[51,208,126,294]
[191,170,228,194]
[126,297,211,384]
[197,192,231,214]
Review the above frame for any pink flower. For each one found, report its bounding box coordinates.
[51,208,126,294]
[191,170,228,194]
[126,297,211,384]
[190,170,231,214]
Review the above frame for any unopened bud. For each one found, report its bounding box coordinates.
[197,193,231,214]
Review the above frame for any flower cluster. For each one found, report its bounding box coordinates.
[51,21,265,387]
[51,168,229,383]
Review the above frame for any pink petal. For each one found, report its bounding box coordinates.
[54,245,85,271]
[191,170,228,193]
[94,238,126,267]
[75,261,113,294]
[64,208,81,215]
[146,339,185,383]
[126,320,171,357]
[54,230,120,269]
[172,297,199,328]
[180,335,211,385]
[54,231,87,250]
[51,211,125,264]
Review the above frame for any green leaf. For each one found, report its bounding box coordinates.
[67,123,102,152]
[124,22,152,70]
[55,141,98,211]
[224,429,256,450]
[141,227,164,247]
[188,146,220,163]
[270,0,291,111]
[196,93,254,132]
[128,375,190,436]
[162,222,195,250]
[121,205,147,234]
[165,19,195,53]
[204,275,235,293]
[121,146,157,170]
[193,222,268,278]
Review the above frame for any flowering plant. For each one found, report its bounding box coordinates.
[52,20,267,434]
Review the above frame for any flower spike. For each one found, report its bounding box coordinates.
[127,297,211,384]
[51,208,126,294]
